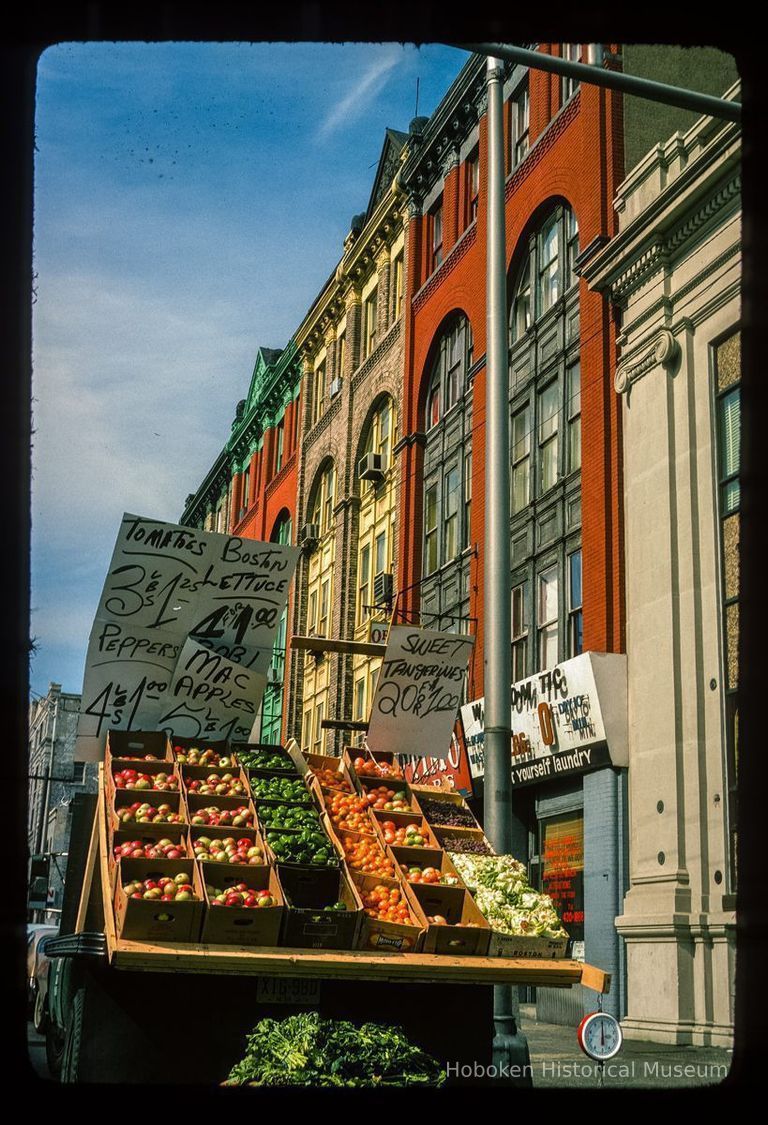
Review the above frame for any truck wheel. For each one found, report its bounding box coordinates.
[60,988,85,1083]
[33,989,48,1034]
[45,1020,65,1080]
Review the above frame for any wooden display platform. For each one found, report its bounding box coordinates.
[86,766,610,995]
[291,634,386,658]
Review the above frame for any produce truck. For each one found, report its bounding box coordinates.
[40,736,610,1086]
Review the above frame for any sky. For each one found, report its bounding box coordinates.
[30,40,468,699]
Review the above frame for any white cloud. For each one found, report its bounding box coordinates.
[316,46,405,141]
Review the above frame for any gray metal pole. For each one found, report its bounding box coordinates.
[483,55,512,865]
[484,53,530,1086]
[464,42,741,123]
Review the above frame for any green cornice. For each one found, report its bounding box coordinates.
[228,339,301,466]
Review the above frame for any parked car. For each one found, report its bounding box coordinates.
[27,924,58,1023]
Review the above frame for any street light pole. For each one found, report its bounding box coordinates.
[484,53,530,1083]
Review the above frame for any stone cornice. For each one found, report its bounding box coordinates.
[584,122,741,301]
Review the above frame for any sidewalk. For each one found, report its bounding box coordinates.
[519,1012,733,1089]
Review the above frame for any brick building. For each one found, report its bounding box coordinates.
[28,683,98,921]
[181,343,302,743]
[395,46,627,1023]
[288,129,408,756]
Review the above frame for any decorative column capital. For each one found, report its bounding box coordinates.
[615,329,681,396]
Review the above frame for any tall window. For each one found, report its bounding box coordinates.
[538,567,559,670]
[311,462,336,535]
[715,331,740,887]
[274,419,285,474]
[430,198,444,272]
[392,253,404,320]
[512,582,528,681]
[509,251,532,344]
[464,450,472,543]
[241,465,250,513]
[566,209,580,289]
[466,149,479,227]
[364,287,378,358]
[567,361,581,474]
[538,213,560,314]
[568,550,583,657]
[561,44,581,103]
[510,80,530,169]
[425,315,473,429]
[424,485,439,575]
[444,466,460,560]
[337,330,346,379]
[512,405,531,513]
[358,544,371,625]
[538,381,560,493]
[312,361,326,425]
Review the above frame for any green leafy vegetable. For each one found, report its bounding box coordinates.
[225,1012,446,1087]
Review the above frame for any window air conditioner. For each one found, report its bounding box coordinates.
[359,452,385,483]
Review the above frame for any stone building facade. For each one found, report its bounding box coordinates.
[28,683,98,921]
[288,129,408,755]
[584,84,740,1047]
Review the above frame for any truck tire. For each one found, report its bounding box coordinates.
[45,1021,65,1080]
[33,988,48,1034]
[60,987,85,1083]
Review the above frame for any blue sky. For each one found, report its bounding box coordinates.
[30,41,468,697]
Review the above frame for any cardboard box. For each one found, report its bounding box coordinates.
[180,763,250,802]
[322,788,378,837]
[111,789,185,834]
[170,736,234,767]
[358,776,422,814]
[409,785,482,831]
[232,741,297,773]
[255,797,324,836]
[200,863,284,947]
[188,823,268,868]
[328,821,398,879]
[262,818,342,872]
[113,857,204,943]
[406,882,491,956]
[487,932,569,959]
[433,825,496,855]
[106,759,181,804]
[370,809,440,850]
[105,730,171,764]
[289,747,361,796]
[342,746,406,783]
[278,864,363,950]
[389,845,465,888]
[185,791,257,830]
[350,871,427,954]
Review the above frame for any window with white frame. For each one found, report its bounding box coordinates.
[561,44,581,103]
[538,213,560,314]
[538,566,559,670]
[512,582,528,682]
[510,80,530,169]
[430,198,444,271]
[312,360,326,425]
[425,315,473,430]
[392,253,404,320]
[567,361,581,474]
[509,250,532,344]
[424,484,439,575]
[364,287,378,357]
[568,549,583,657]
[538,380,560,493]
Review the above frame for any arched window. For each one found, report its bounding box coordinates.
[419,314,474,634]
[270,510,292,546]
[310,462,336,536]
[425,315,473,430]
[507,201,582,680]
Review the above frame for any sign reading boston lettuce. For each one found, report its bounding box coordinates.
[76,513,298,759]
[460,652,627,787]
[367,625,475,759]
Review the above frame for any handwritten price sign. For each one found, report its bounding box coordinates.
[76,513,298,759]
[366,625,474,759]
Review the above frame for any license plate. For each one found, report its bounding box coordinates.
[256,977,321,1005]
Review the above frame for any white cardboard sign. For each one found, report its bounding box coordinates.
[366,625,475,759]
[460,651,628,784]
[161,638,266,744]
[76,513,297,758]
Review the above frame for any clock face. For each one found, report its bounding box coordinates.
[577,1012,623,1061]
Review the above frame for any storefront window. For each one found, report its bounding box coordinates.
[540,810,584,942]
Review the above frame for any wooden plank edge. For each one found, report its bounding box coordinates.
[97,764,118,961]
[74,805,99,933]
[580,962,612,995]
